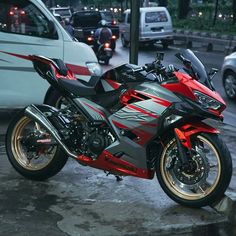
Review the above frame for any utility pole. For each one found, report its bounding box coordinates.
[129,0,140,64]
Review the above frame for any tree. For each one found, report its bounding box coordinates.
[212,0,219,26]
[233,0,236,24]
[178,0,190,19]
[158,0,168,6]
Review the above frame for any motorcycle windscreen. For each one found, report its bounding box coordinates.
[181,49,208,84]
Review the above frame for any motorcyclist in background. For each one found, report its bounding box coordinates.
[64,18,74,37]
[93,20,112,53]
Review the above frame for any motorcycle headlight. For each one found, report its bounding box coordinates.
[86,62,103,76]
[193,91,222,110]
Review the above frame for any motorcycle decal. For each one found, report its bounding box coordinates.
[0,51,90,76]
[114,107,150,122]
[83,101,105,117]
[104,79,121,89]
[0,50,31,61]
[127,104,159,118]
[66,63,91,76]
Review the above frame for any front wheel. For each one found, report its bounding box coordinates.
[156,133,232,207]
[6,111,68,181]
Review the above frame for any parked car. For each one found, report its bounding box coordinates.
[0,0,98,108]
[71,10,119,50]
[221,52,236,100]
[119,7,173,49]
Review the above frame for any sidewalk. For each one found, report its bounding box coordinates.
[0,112,236,235]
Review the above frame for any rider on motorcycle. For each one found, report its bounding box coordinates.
[94,20,112,53]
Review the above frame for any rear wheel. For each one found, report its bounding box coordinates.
[156,133,232,207]
[223,71,236,100]
[45,89,67,109]
[6,111,68,181]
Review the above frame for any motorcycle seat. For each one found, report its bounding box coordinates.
[58,78,96,97]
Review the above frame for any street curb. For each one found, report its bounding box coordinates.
[173,29,236,54]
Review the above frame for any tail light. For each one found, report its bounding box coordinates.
[104,43,110,48]
[112,35,116,40]
[9,11,14,16]
[20,10,26,15]
[87,36,93,41]
[112,20,117,25]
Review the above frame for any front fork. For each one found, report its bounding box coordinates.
[174,121,219,167]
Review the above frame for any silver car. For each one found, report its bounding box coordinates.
[222,52,236,100]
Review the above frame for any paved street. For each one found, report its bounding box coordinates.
[0,40,236,235]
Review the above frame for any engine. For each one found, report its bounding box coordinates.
[66,119,114,159]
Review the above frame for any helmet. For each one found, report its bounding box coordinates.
[99,20,107,27]
[64,18,70,25]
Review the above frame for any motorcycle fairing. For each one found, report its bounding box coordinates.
[175,121,219,149]
[77,150,155,179]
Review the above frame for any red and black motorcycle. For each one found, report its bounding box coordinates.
[6,51,232,208]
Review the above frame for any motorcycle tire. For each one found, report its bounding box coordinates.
[6,110,68,181]
[156,133,232,208]
[44,89,65,109]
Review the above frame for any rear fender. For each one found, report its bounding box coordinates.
[174,121,219,149]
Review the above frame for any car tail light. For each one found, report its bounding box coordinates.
[112,20,117,25]
[87,36,93,41]
[9,11,14,16]
[112,35,116,40]
[20,10,25,15]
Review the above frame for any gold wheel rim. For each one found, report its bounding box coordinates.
[160,135,221,201]
[11,116,56,171]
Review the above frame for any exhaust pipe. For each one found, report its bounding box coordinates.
[25,105,77,159]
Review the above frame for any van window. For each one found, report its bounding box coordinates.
[145,11,168,23]
[54,8,71,18]
[72,11,102,27]
[0,0,57,39]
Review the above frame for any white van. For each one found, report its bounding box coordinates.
[120,7,173,49]
[0,0,98,108]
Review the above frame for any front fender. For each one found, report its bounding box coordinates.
[174,121,219,149]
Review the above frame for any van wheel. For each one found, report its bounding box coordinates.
[121,35,129,48]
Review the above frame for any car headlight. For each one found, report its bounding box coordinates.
[193,91,222,110]
[86,62,103,76]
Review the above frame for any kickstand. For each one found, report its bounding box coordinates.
[115,175,123,182]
